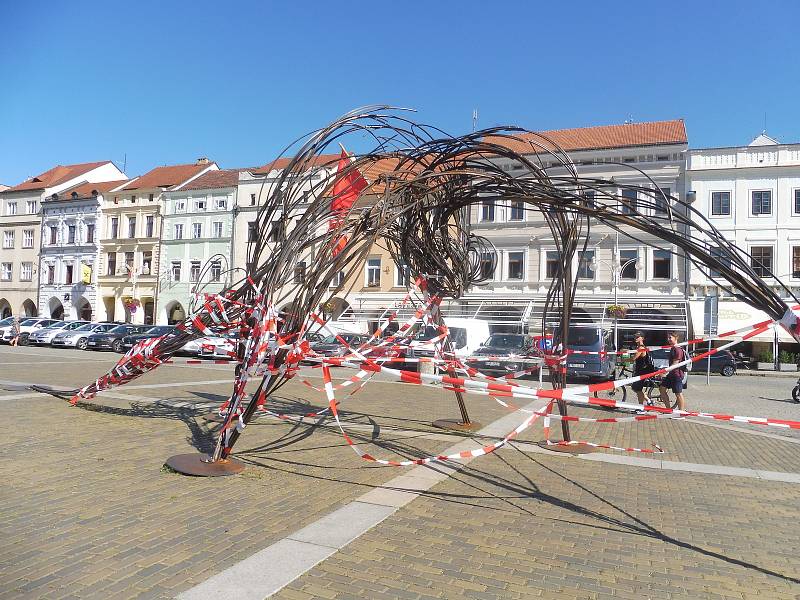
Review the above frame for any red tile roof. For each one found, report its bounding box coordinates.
[49,179,130,200]
[121,163,215,191]
[483,119,687,154]
[8,161,113,192]
[253,154,340,175]
[176,168,249,191]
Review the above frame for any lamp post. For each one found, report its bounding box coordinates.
[122,264,140,323]
[591,254,643,350]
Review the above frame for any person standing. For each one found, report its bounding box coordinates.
[630,332,652,407]
[659,331,687,412]
[9,315,20,347]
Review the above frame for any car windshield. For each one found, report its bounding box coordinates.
[483,335,527,349]
[320,334,360,345]
[0,317,12,327]
[567,329,600,347]
[19,319,39,326]
[145,326,175,335]
[65,322,87,330]
[74,324,96,332]
[108,325,133,334]
[43,321,68,329]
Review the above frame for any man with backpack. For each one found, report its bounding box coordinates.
[630,332,654,408]
[659,331,687,412]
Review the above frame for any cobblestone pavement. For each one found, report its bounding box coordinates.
[2,346,800,599]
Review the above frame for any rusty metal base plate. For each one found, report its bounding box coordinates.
[165,453,245,476]
[432,419,483,433]
[537,441,597,454]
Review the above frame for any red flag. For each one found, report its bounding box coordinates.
[329,147,367,256]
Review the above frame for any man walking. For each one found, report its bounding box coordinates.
[659,331,687,412]
[9,315,20,347]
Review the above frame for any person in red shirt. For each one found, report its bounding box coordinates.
[659,331,687,411]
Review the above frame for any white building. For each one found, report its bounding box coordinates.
[687,133,800,354]
[38,179,128,320]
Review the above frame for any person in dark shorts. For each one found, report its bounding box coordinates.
[659,331,686,411]
[630,332,652,407]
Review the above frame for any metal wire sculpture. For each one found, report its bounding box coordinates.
[33,105,800,474]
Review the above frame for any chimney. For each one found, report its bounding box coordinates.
[196,157,210,165]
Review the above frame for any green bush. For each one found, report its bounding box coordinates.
[779,350,797,364]
[757,350,773,363]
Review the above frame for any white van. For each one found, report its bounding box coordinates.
[408,318,491,362]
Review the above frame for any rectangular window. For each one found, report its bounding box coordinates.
[174,223,183,240]
[795,190,800,215]
[125,252,134,272]
[366,257,381,287]
[194,198,206,211]
[577,250,595,279]
[171,261,182,282]
[395,262,411,287]
[68,225,76,244]
[710,246,731,278]
[212,221,223,237]
[86,224,94,244]
[20,262,32,281]
[65,264,73,285]
[142,251,152,275]
[190,261,201,282]
[145,215,154,237]
[248,221,258,242]
[267,221,284,242]
[148,193,154,202]
[481,200,495,222]
[479,252,495,280]
[22,230,33,249]
[654,187,670,215]
[0,262,11,281]
[619,249,639,280]
[110,217,118,239]
[750,246,773,276]
[211,260,222,282]
[752,190,772,215]
[793,247,800,278]
[652,249,672,279]
[107,253,116,276]
[293,261,306,284]
[215,197,227,210]
[546,251,560,278]
[329,270,345,288]
[50,226,57,245]
[128,217,136,238]
[509,200,524,221]
[26,200,37,214]
[711,191,731,216]
[621,188,638,214]
[583,190,596,209]
[6,201,17,215]
[130,195,136,203]
[250,193,256,206]
[176,199,186,213]
[192,223,202,239]
[47,264,54,284]
[507,251,524,280]
[2,230,13,249]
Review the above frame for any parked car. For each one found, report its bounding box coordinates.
[563,325,617,382]
[406,318,492,364]
[120,325,179,351]
[465,334,539,377]
[0,318,61,344]
[51,322,117,349]
[86,324,151,352]
[197,334,238,359]
[648,348,690,386]
[689,349,736,377]
[309,333,369,359]
[29,321,90,345]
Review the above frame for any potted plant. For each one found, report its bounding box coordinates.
[606,304,627,319]
[779,351,798,372]
[756,350,774,371]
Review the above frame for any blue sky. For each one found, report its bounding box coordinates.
[1,0,798,185]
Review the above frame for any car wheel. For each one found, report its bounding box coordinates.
[112,339,123,353]
[76,338,88,350]
[721,365,735,377]
[18,335,29,346]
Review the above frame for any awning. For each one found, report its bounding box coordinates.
[688,300,793,342]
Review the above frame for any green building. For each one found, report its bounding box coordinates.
[158,169,240,325]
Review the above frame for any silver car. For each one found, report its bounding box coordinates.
[29,321,90,345]
[0,318,61,343]
[51,322,116,350]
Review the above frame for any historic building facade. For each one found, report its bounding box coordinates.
[687,133,800,355]
[0,161,125,319]
[97,160,217,324]
[38,179,127,320]
[158,169,239,325]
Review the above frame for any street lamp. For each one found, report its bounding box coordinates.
[590,254,643,350]
[122,264,141,323]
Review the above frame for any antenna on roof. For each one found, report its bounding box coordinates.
[472,108,478,133]
[623,114,634,125]
[122,153,127,174]
[763,112,767,135]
